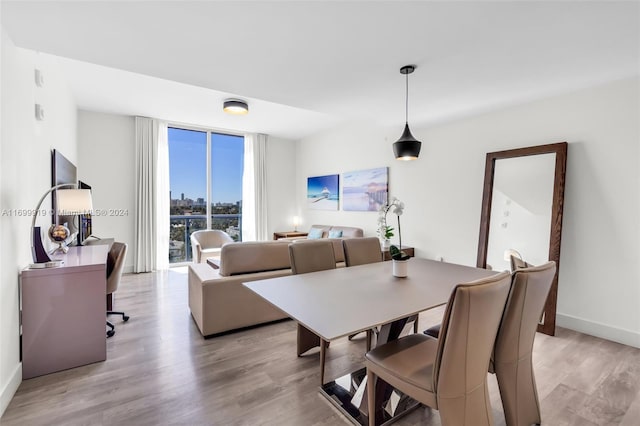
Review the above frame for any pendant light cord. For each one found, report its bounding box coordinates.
[405,72,409,124]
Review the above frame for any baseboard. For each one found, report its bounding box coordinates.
[557,313,640,348]
[0,363,21,418]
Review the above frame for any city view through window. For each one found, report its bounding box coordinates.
[168,127,244,263]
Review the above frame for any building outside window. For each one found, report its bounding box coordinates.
[168,127,244,263]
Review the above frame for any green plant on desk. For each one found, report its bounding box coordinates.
[390,244,410,261]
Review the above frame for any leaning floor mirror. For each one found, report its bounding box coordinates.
[477,142,567,335]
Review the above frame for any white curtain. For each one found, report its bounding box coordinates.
[134,117,169,272]
[242,133,268,241]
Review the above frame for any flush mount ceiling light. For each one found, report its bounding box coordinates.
[223,99,249,115]
[393,65,422,161]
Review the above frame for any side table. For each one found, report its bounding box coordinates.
[382,245,415,261]
[273,231,308,240]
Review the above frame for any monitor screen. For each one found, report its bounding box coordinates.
[78,180,92,245]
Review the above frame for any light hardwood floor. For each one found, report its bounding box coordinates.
[2,267,640,426]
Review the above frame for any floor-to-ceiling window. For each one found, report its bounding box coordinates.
[168,127,244,263]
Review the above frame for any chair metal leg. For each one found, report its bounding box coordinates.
[107,310,129,321]
[106,310,129,338]
[106,321,115,338]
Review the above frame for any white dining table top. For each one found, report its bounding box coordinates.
[244,258,498,341]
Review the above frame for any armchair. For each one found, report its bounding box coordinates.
[190,230,234,263]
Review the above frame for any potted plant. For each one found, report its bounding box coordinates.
[390,244,410,277]
[380,197,410,277]
[379,225,394,249]
[377,197,404,249]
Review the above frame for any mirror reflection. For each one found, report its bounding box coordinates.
[477,142,567,336]
[486,154,556,271]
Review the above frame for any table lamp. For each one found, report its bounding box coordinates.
[293,216,300,232]
[31,184,93,264]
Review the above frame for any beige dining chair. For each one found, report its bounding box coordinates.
[423,261,556,426]
[288,239,336,384]
[493,261,556,426]
[342,237,383,266]
[365,271,512,426]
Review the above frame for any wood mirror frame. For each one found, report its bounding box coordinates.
[477,142,567,335]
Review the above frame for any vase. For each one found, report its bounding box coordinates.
[392,259,408,278]
[380,238,391,249]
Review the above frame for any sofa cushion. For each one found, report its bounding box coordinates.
[219,241,291,276]
[308,228,324,239]
[328,229,343,238]
[328,225,363,238]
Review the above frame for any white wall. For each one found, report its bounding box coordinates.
[0,31,78,416]
[296,77,640,348]
[77,110,136,271]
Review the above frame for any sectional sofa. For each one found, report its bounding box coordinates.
[188,225,364,337]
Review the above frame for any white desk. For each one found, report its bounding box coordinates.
[20,245,108,379]
[244,258,497,425]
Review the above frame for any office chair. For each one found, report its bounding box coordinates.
[106,242,129,338]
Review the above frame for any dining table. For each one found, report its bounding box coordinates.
[244,257,498,425]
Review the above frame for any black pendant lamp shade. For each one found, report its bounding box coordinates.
[393,65,422,161]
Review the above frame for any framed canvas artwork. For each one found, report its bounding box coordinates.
[307,174,339,210]
[342,167,388,211]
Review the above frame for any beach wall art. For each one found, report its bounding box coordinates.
[307,174,339,210]
[342,167,388,211]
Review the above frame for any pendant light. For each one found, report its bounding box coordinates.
[393,65,422,161]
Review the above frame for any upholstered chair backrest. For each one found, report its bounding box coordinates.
[343,237,382,267]
[106,242,128,295]
[433,272,511,403]
[289,239,336,275]
[494,261,556,365]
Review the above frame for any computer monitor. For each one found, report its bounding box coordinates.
[78,180,92,245]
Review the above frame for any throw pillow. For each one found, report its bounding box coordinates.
[307,228,323,239]
[328,229,343,238]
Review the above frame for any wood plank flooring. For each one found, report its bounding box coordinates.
[2,267,639,425]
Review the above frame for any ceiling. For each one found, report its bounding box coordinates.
[2,1,639,140]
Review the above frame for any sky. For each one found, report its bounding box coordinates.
[168,127,244,203]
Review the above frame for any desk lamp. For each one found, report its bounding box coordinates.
[31,184,93,264]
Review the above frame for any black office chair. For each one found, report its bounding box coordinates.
[106,242,129,337]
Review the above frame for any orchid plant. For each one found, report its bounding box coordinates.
[377,197,410,260]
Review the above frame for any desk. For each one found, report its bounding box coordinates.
[20,245,108,379]
[244,258,497,425]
